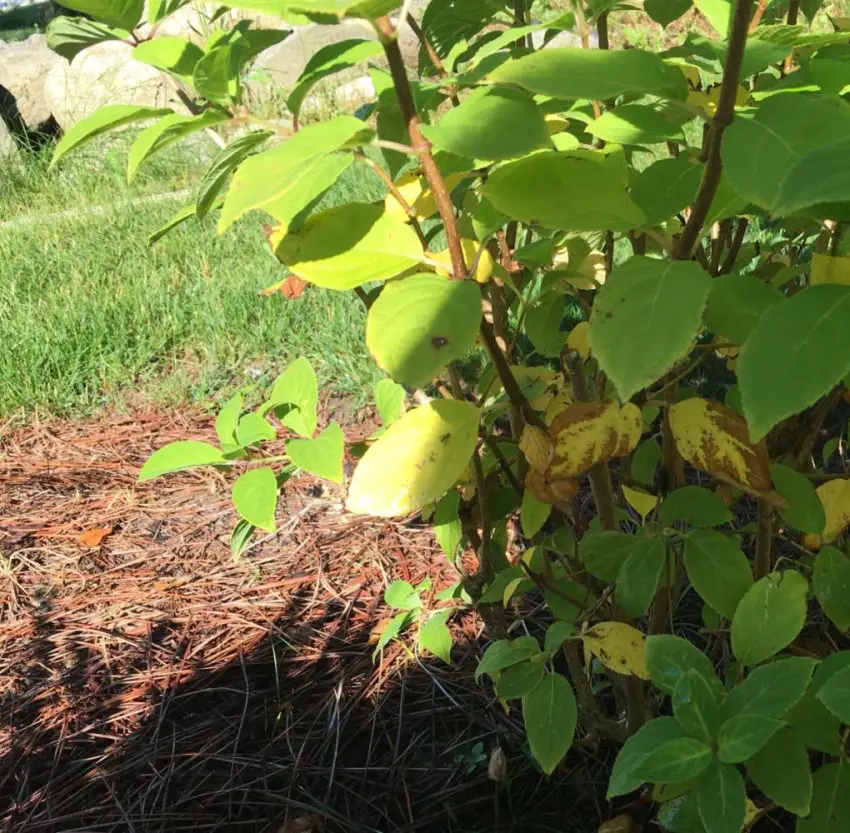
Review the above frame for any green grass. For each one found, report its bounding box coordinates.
[0,137,387,420]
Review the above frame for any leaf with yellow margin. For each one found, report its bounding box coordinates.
[567,321,591,359]
[548,401,643,479]
[582,621,650,679]
[623,485,658,521]
[669,397,774,497]
[811,253,850,286]
[802,479,850,550]
[347,400,479,517]
[520,424,554,472]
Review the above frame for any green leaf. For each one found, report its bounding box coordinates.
[731,571,809,666]
[800,0,824,19]
[283,0,398,18]
[746,728,812,816]
[645,634,723,697]
[673,669,721,743]
[366,274,481,388]
[632,438,662,487]
[544,621,577,656]
[193,45,240,103]
[274,203,423,289]
[489,47,688,101]
[608,717,691,797]
[646,0,692,25]
[684,529,753,620]
[738,285,850,442]
[435,489,463,562]
[218,115,367,232]
[496,659,545,699]
[661,486,733,529]
[695,0,733,36]
[231,467,278,532]
[717,713,785,763]
[127,110,227,182]
[138,440,226,482]
[696,761,746,833]
[54,0,143,30]
[616,536,667,618]
[775,137,850,218]
[721,94,850,214]
[522,672,577,775]
[479,565,530,604]
[476,635,540,680]
[704,274,785,346]
[424,87,551,162]
[633,736,713,785]
[374,609,413,653]
[385,579,420,609]
[657,792,704,833]
[148,202,199,244]
[147,0,189,23]
[286,423,345,483]
[524,298,566,357]
[46,15,125,60]
[580,530,636,582]
[722,657,818,722]
[589,256,711,402]
[237,412,276,446]
[630,155,702,227]
[230,518,255,559]
[483,151,646,232]
[816,665,850,723]
[51,104,172,169]
[587,104,684,146]
[215,392,243,447]
[347,400,479,517]
[374,378,406,426]
[814,546,850,631]
[521,490,551,538]
[196,130,272,219]
[267,356,318,439]
[797,763,850,833]
[133,36,203,81]
[288,39,383,120]
[419,611,452,664]
[771,463,827,535]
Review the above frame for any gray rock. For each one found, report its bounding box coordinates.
[0,33,63,131]
[0,116,19,160]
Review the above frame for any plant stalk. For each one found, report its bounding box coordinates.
[755,498,773,579]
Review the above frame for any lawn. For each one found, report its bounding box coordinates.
[0,137,387,420]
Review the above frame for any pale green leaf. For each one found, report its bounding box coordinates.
[232,466,278,532]
[522,672,577,774]
[684,529,753,620]
[384,579,420,609]
[215,392,243,447]
[55,0,143,30]
[419,611,452,664]
[814,546,850,631]
[434,489,463,562]
[267,356,318,438]
[731,571,809,666]
[286,423,345,483]
[237,412,276,446]
[366,274,481,388]
[133,36,203,81]
[738,284,850,442]
[230,518,255,559]
[347,400,479,517]
[587,104,684,146]
[374,378,406,426]
[588,256,711,402]
[138,440,226,482]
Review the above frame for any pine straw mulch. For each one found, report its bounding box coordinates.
[0,410,610,833]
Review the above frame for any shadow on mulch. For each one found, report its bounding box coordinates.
[0,410,614,833]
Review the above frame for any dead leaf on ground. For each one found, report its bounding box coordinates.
[278,815,325,833]
[78,526,113,548]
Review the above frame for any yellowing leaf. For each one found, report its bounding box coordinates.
[811,253,850,286]
[744,799,762,831]
[802,479,850,550]
[347,400,479,517]
[582,621,650,679]
[544,388,574,425]
[669,397,774,497]
[527,469,579,509]
[385,171,465,223]
[623,485,658,520]
[548,401,643,479]
[433,238,495,283]
[497,365,563,411]
[520,424,554,472]
[567,321,591,360]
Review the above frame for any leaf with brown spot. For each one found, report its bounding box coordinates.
[78,526,112,548]
[669,397,776,498]
[582,621,650,680]
[260,273,308,299]
[527,469,579,510]
[547,401,643,479]
[520,424,554,473]
[802,479,850,551]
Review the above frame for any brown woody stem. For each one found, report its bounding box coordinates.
[787,0,800,24]
[674,0,754,260]
[719,217,749,275]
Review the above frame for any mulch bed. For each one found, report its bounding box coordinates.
[0,410,609,833]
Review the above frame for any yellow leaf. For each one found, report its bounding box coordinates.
[582,621,650,679]
[676,63,702,89]
[433,238,494,282]
[548,401,643,479]
[669,397,774,497]
[811,252,850,286]
[567,321,591,360]
[743,799,762,831]
[503,576,526,606]
[347,400,479,517]
[385,171,464,223]
[544,114,570,135]
[622,485,658,520]
[544,388,574,425]
[527,469,579,509]
[520,424,554,472]
[802,479,850,550]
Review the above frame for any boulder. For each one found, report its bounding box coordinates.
[43,41,184,131]
[0,115,19,160]
[0,33,63,132]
